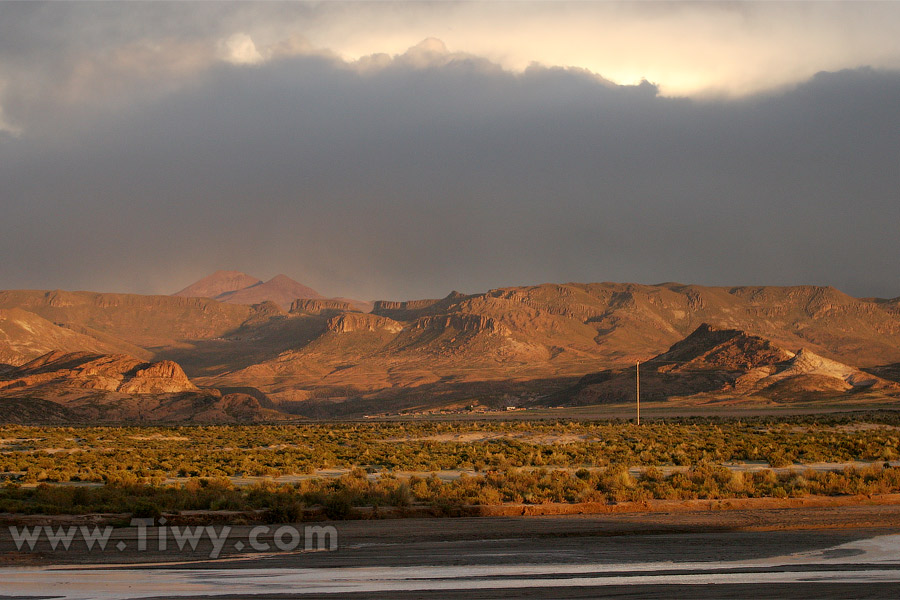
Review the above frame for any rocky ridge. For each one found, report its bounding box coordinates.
[563,324,899,406]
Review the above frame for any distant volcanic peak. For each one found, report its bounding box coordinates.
[173,270,262,299]
[214,274,324,310]
[256,274,322,299]
[265,274,304,286]
[173,271,325,308]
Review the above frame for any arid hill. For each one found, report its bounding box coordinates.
[0,351,291,423]
[0,307,151,367]
[2,281,900,417]
[0,289,263,350]
[864,362,900,385]
[560,324,899,406]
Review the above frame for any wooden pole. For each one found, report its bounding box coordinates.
[636,360,640,425]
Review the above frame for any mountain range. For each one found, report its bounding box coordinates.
[2,275,900,420]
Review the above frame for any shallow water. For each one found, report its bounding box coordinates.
[3,533,900,599]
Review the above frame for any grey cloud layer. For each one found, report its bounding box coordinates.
[1,15,899,299]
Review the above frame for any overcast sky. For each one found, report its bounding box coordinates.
[1,1,899,300]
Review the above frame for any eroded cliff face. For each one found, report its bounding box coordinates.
[412,314,508,335]
[372,298,443,312]
[372,291,467,320]
[325,313,403,334]
[290,299,356,315]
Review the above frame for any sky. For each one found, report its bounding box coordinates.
[1,1,899,301]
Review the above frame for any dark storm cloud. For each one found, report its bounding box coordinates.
[1,41,899,299]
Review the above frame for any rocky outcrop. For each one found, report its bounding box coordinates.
[119,360,197,393]
[325,313,403,334]
[290,299,356,315]
[237,301,287,328]
[412,314,508,335]
[372,291,467,320]
[0,351,299,423]
[654,323,794,372]
[373,298,441,312]
[0,351,198,395]
[749,348,885,391]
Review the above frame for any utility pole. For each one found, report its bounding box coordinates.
[636,360,640,425]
